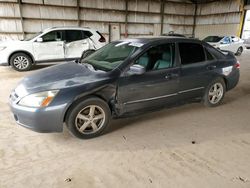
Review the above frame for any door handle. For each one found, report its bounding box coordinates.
[57,44,63,46]
[207,65,217,70]
[165,73,179,79]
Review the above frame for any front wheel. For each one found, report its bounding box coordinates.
[10,53,33,71]
[66,97,111,139]
[203,78,226,107]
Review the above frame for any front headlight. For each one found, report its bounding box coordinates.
[0,46,6,51]
[18,90,59,108]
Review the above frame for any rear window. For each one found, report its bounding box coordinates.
[65,30,84,42]
[83,31,93,38]
[179,43,205,65]
[203,36,223,43]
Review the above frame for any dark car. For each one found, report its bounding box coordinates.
[9,37,240,139]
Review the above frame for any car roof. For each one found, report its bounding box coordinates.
[117,36,201,44]
[42,26,92,32]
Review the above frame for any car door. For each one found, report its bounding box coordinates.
[231,36,241,53]
[64,30,92,60]
[219,36,234,52]
[178,42,215,100]
[116,43,180,114]
[33,30,64,61]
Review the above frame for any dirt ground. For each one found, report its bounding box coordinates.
[0,50,250,188]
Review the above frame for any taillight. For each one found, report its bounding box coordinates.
[235,61,240,69]
[99,36,106,43]
[96,31,106,43]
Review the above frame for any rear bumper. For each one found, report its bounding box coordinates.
[9,101,66,133]
[226,69,240,91]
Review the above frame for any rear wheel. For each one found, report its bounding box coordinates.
[10,53,33,71]
[203,78,226,107]
[66,97,111,139]
[235,46,243,56]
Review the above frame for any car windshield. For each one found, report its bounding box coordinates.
[81,41,141,71]
[23,32,42,41]
[203,36,224,43]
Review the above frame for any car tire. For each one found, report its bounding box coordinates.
[65,97,111,139]
[10,52,33,71]
[235,46,243,56]
[203,78,226,107]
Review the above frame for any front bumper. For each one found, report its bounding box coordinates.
[9,101,67,133]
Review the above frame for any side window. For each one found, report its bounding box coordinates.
[222,37,231,44]
[83,31,93,39]
[134,43,175,71]
[179,43,205,65]
[42,31,63,42]
[65,30,84,42]
[204,47,214,61]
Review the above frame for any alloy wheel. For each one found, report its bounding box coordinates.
[13,56,29,70]
[208,83,224,104]
[75,105,106,134]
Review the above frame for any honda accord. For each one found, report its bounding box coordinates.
[9,37,240,139]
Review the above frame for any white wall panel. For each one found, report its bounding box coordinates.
[196,0,240,15]
[128,13,160,23]
[0,19,22,32]
[0,3,20,17]
[22,0,43,4]
[22,4,77,20]
[164,2,195,15]
[194,0,241,38]
[164,15,193,25]
[44,0,77,7]
[80,0,125,10]
[80,22,109,33]
[195,24,240,39]
[80,9,125,22]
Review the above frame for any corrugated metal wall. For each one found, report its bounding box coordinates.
[0,0,195,41]
[0,0,243,41]
[194,0,242,39]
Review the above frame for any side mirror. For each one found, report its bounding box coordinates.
[126,64,146,76]
[36,37,43,42]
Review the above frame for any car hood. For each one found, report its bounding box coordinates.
[0,40,31,48]
[14,62,109,97]
[207,42,219,47]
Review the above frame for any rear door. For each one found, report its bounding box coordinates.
[117,43,180,114]
[64,30,93,59]
[178,42,216,100]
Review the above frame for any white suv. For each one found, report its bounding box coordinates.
[0,27,106,71]
[203,35,244,56]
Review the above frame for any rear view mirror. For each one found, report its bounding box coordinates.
[126,64,146,76]
[36,37,43,42]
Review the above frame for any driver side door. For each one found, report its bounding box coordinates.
[116,43,180,114]
[33,30,65,61]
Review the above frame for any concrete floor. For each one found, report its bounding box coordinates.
[0,51,250,188]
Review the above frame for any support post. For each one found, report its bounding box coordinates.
[77,0,80,26]
[125,0,128,38]
[192,2,198,38]
[160,0,164,35]
[18,0,25,39]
